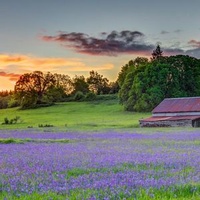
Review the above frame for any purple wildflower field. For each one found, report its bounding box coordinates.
[1,130,200,198]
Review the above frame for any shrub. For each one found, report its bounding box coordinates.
[20,94,37,109]
[74,91,85,101]
[85,92,96,101]
[3,117,9,124]
[8,97,20,108]
[38,124,54,128]
[0,138,15,144]
[2,116,21,125]
[0,96,9,109]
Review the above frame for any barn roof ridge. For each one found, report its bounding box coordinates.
[164,96,200,100]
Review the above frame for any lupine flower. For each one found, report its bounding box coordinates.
[0,130,200,198]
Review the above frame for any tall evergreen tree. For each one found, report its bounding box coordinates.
[151,44,163,60]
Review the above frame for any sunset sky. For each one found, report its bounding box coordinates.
[0,0,200,90]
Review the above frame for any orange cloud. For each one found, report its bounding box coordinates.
[55,63,114,72]
[0,54,84,70]
[0,54,26,63]
[0,71,21,81]
[0,54,114,91]
[0,54,113,73]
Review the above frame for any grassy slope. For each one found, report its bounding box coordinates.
[0,99,150,131]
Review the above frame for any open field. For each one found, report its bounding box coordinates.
[1,129,200,199]
[0,98,150,131]
[1,99,200,199]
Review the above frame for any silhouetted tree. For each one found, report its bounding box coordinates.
[108,81,120,94]
[15,71,56,108]
[0,90,14,97]
[87,71,109,94]
[151,44,163,60]
[53,73,73,95]
[72,75,89,94]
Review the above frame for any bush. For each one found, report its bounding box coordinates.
[20,94,37,109]
[0,138,15,144]
[2,116,21,125]
[85,92,96,101]
[8,97,20,108]
[38,124,54,128]
[0,96,9,109]
[73,91,85,101]
[3,117,9,124]
[95,94,118,101]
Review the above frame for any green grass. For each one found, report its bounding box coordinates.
[0,138,24,144]
[0,98,150,131]
[1,185,200,200]
[0,138,71,144]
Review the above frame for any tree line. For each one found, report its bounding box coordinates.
[1,45,200,111]
[0,70,119,109]
[118,45,200,112]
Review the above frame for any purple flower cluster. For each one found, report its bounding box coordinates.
[0,129,198,140]
[1,130,200,197]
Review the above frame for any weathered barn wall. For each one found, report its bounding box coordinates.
[140,119,193,127]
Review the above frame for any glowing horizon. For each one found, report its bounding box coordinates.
[0,0,200,91]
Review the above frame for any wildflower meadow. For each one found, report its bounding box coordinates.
[1,129,200,199]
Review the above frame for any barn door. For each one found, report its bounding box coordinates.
[193,120,200,127]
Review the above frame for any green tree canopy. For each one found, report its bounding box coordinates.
[117,57,148,88]
[53,73,73,95]
[15,71,56,108]
[118,55,200,112]
[72,75,89,94]
[87,70,110,95]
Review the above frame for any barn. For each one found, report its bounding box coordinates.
[139,97,200,127]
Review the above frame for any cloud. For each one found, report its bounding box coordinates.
[163,46,200,58]
[0,71,21,81]
[42,30,200,58]
[161,30,169,34]
[42,30,155,56]
[0,54,115,90]
[0,63,113,82]
[174,29,182,33]
[185,48,200,58]
[188,40,200,48]
[0,54,114,77]
[0,54,93,74]
[185,40,200,58]
[53,63,114,72]
[163,47,184,55]
[0,55,26,63]
[160,30,182,35]
[0,54,84,70]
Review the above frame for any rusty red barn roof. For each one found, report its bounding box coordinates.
[152,97,200,113]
